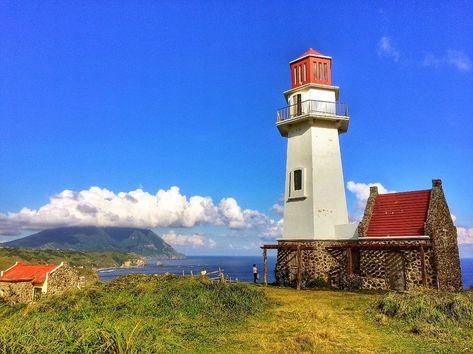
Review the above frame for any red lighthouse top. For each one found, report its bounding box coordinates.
[290,48,332,88]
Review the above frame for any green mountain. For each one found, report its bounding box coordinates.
[3,226,184,258]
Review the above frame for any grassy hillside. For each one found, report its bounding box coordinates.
[0,247,145,271]
[0,275,267,353]
[0,276,472,353]
[3,226,184,258]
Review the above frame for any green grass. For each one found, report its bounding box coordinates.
[0,274,268,353]
[0,275,472,353]
[0,247,144,270]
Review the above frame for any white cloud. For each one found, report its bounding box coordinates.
[377,36,400,62]
[262,218,283,240]
[457,227,473,244]
[451,214,473,245]
[0,186,273,236]
[346,181,395,209]
[423,50,471,72]
[229,241,261,251]
[162,230,216,249]
[270,203,284,215]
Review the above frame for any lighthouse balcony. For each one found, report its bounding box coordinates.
[276,99,349,136]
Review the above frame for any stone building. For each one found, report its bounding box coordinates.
[272,180,462,291]
[262,49,462,291]
[0,262,80,304]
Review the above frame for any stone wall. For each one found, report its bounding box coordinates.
[357,240,435,290]
[358,186,378,237]
[276,240,351,287]
[47,264,80,296]
[275,239,435,290]
[425,180,463,291]
[0,281,34,304]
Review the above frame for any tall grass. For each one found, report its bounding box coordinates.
[0,274,268,353]
[376,289,473,327]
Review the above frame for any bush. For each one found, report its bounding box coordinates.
[304,275,331,289]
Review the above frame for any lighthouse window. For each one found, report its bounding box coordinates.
[303,63,307,82]
[324,63,328,81]
[319,63,322,80]
[313,62,317,80]
[288,168,305,200]
[294,169,302,190]
[293,68,297,85]
[298,66,302,84]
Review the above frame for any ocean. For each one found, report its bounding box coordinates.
[98,256,473,289]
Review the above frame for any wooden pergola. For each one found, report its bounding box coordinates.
[261,242,431,290]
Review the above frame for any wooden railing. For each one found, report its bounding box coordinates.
[180,267,238,283]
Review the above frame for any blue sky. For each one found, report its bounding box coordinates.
[0,1,472,256]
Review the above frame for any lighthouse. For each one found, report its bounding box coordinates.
[277,49,355,240]
[262,49,462,292]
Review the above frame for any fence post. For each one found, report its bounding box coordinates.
[263,248,268,287]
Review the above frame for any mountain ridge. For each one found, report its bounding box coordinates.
[3,226,184,259]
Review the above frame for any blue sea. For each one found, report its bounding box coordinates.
[98,256,473,289]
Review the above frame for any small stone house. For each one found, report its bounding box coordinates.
[0,262,80,304]
[273,180,462,291]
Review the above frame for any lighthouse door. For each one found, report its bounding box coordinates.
[386,251,405,291]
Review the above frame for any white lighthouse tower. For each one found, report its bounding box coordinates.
[277,49,356,240]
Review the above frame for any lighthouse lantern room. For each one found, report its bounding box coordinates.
[277,48,356,240]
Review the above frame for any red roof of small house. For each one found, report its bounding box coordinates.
[0,263,58,285]
[366,190,431,237]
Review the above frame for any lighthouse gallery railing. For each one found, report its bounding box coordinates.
[277,100,348,122]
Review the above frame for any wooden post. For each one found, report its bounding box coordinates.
[296,245,302,290]
[420,245,427,287]
[347,247,353,276]
[263,248,268,287]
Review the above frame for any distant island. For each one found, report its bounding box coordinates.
[2,226,184,259]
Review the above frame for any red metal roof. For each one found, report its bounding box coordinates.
[366,190,431,237]
[300,48,325,57]
[0,263,58,285]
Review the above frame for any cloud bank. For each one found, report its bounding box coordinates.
[0,186,274,236]
[162,230,216,249]
[423,50,472,72]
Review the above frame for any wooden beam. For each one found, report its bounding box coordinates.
[296,245,302,291]
[263,248,268,287]
[420,245,427,287]
[347,247,353,276]
[262,242,432,252]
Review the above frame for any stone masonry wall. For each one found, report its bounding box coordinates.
[0,281,34,304]
[47,264,80,296]
[358,186,378,237]
[276,240,349,287]
[425,180,463,291]
[275,239,435,290]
